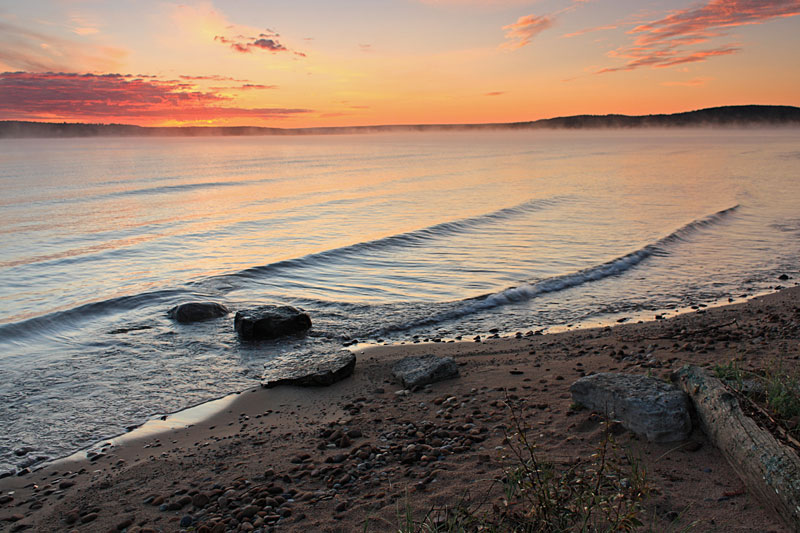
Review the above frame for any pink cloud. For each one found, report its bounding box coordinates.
[501,14,554,50]
[0,20,125,73]
[598,0,800,73]
[661,76,714,87]
[0,72,309,123]
[562,24,617,38]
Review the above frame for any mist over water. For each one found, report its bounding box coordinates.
[1,129,799,473]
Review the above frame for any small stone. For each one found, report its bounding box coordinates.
[180,515,194,527]
[116,516,135,530]
[240,505,259,518]
[81,513,98,524]
[192,493,209,507]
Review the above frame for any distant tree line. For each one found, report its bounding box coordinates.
[2,105,799,139]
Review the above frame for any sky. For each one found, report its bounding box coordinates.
[0,0,798,127]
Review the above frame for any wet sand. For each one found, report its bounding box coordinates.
[1,285,798,532]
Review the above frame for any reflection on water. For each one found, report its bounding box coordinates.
[0,129,799,473]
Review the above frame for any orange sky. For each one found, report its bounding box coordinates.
[1,0,798,127]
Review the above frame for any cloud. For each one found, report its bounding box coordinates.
[209,83,278,91]
[562,24,617,38]
[179,74,245,81]
[418,0,534,6]
[661,76,714,87]
[484,91,505,96]
[0,20,125,72]
[251,38,286,52]
[214,31,305,57]
[501,14,554,50]
[0,72,309,123]
[238,83,277,90]
[598,0,800,73]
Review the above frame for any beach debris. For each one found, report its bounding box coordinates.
[167,301,229,323]
[570,372,691,443]
[392,354,459,389]
[677,365,800,530]
[235,305,311,340]
[261,350,355,388]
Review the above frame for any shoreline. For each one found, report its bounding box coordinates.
[2,284,798,532]
[28,286,778,473]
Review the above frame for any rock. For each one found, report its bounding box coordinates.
[392,355,459,389]
[168,302,229,323]
[262,351,356,388]
[570,373,691,443]
[116,515,135,530]
[235,305,311,340]
[192,493,209,507]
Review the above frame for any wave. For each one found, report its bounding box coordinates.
[224,195,569,281]
[359,205,739,337]
[0,289,186,343]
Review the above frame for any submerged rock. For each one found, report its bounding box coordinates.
[392,355,459,389]
[261,351,356,387]
[570,372,691,443]
[168,302,229,323]
[234,305,311,340]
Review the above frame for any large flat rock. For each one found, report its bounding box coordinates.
[392,355,459,389]
[261,351,356,388]
[235,305,311,340]
[570,372,691,443]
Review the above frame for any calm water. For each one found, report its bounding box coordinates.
[1,129,799,473]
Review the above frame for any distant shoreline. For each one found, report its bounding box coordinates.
[2,104,800,138]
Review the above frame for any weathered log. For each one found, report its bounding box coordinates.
[677,365,800,530]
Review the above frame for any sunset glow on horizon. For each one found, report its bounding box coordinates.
[1,0,799,128]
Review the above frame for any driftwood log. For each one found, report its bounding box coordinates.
[677,365,800,530]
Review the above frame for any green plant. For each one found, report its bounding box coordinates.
[713,359,748,390]
[389,400,653,533]
[763,360,800,437]
[498,405,649,532]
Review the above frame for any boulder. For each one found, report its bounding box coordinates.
[392,355,459,389]
[261,351,356,388]
[570,372,691,443]
[234,305,311,340]
[168,302,229,323]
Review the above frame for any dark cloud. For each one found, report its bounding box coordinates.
[214,31,305,56]
[251,38,286,52]
[0,72,309,123]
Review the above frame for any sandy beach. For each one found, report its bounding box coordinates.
[2,284,798,532]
